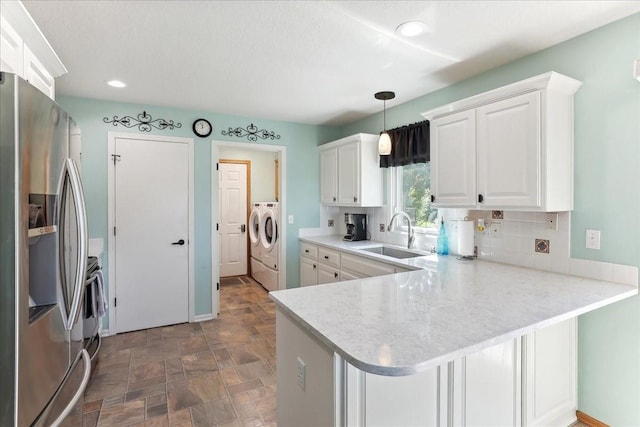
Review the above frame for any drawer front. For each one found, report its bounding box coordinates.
[300,242,318,260]
[341,253,395,277]
[318,247,341,268]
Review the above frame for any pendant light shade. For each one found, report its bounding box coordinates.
[378,132,392,155]
[375,91,395,155]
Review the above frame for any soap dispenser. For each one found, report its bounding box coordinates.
[436,218,449,255]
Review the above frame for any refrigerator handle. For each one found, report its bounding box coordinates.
[65,158,88,328]
[48,349,91,427]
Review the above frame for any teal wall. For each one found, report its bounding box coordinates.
[58,96,340,320]
[341,14,640,425]
[59,12,639,423]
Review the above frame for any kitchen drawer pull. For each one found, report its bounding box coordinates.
[324,255,329,259]
[334,272,338,278]
[305,249,309,253]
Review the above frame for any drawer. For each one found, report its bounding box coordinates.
[300,242,318,260]
[341,253,395,277]
[318,247,341,268]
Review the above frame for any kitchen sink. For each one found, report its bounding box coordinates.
[360,245,425,259]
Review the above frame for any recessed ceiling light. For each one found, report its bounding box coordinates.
[105,79,127,88]
[396,21,427,37]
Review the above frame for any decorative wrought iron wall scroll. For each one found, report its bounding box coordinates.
[221,123,281,142]
[103,111,182,132]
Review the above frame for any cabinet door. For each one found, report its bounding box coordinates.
[317,263,340,284]
[524,319,576,426]
[452,339,521,426]
[337,142,360,205]
[0,15,24,75]
[23,44,55,99]
[299,256,318,287]
[430,110,476,206]
[320,147,338,204]
[477,91,540,208]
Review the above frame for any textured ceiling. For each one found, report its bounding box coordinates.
[21,0,640,126]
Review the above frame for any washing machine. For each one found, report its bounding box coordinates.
[254,202,279,291]
[248,203,263,263]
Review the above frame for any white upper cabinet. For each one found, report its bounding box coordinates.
[319,133,383,207]
[0,1,67,99]
[424,72,582,212]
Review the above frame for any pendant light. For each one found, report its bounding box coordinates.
[375,91,395,155]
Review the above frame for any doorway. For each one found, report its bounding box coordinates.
[211,142,286,316]
[107,132,195,335]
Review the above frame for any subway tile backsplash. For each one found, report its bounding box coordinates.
[299,207,638,287]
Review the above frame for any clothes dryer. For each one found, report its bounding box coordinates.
[248,203,263,263]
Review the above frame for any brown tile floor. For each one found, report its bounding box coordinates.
[73,276,276,427]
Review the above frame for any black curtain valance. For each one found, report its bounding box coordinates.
[379,120,430,168]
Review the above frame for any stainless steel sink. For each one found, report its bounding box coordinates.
[360,245,425,259]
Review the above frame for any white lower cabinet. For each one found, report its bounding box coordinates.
[318,263,341,284]
[277,309,576,427]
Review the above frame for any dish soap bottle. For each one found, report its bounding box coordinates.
[436,218,449,255]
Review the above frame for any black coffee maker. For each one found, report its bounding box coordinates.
[344,213,368,241]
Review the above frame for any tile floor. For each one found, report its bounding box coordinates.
[67,276,277,427]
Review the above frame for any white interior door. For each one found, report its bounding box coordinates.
[219,162,248,277]
[113,135,190,333]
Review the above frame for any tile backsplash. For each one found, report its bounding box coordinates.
[299,206,638,287]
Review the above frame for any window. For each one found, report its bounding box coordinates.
[390,162,438,231]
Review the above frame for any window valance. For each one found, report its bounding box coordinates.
[379,120,430,168]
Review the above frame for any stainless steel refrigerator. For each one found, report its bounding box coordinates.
[0,72,91,426]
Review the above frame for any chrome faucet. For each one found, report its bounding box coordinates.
[387,212,415,249]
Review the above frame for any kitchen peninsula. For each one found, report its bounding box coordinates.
[271,255,637,426]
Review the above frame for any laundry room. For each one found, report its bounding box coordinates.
[217,145,281,292]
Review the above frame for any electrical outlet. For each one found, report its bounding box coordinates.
[379,224,385,232]
[490,222,502,238]
[545,213,558,230]
[296,357,306,390]
[586,229,601,250]
[328,219,334,227]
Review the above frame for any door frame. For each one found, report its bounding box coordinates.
[106,132,195,336]
[218,159,252,276]
[211,141,287,309]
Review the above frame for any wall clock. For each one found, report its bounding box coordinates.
[192,118,212,138]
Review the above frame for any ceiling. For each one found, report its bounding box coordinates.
[21,1,640,126]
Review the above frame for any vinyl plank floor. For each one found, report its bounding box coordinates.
[79,276,277,427]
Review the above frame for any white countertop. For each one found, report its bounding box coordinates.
[271,241,637,376]
[299,235,438,270]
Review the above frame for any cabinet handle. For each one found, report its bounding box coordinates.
[478,194,484,203]
[334,272,338,278]
[353,196,357,202]
[430,195,435,203]
[333,197,336,202]
[305,249,309,253]
[324,255,329,259]
[313,264,316,269]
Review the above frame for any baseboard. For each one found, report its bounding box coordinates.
[577,410,609,427]
[193,313,214,322]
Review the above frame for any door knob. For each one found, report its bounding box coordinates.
[240,224,246,233]
[171,239,185,245]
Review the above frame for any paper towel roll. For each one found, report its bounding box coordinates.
[458,219,475,257]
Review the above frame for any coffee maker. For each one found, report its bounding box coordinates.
[344,213,368,241]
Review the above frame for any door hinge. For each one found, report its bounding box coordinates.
[111,154,121,165]
[217,282,220,290]
[113,226,116,236]
[114,298,117,307]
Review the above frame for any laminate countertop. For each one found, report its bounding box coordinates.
[270,242,637,376]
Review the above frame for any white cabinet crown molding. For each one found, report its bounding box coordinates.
[1,0,67,77]
[421,71,582,120]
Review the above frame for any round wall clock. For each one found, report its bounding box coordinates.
[192,118,212,138]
